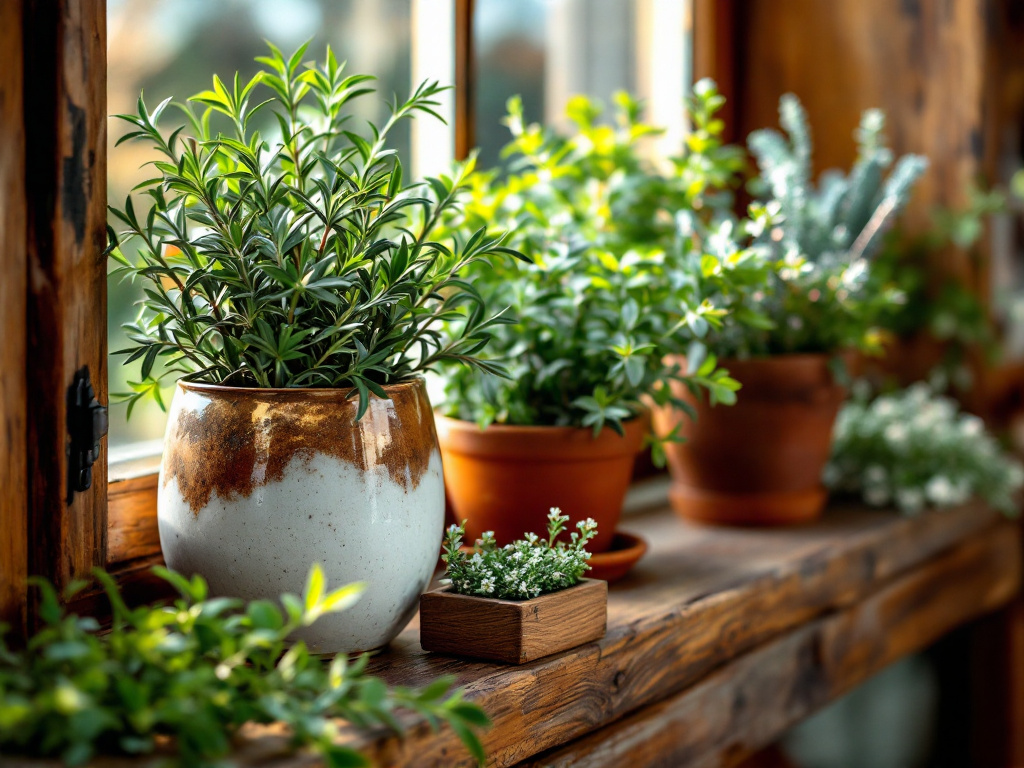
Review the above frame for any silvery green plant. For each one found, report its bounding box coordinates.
[108,43,519,419]
[711,94,928,357]
[826,383,1024,515]
[442,510,596,600]
[440,86,758,439]
[0,565,488,766]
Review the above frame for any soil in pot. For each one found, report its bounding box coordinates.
[434,415,645,553]
[652,354,848,526]
[158,378,444,654]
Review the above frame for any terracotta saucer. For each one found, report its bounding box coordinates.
[587,531,648,583]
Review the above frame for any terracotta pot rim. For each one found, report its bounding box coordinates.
[177,376,424,398]
[434,411,646,437]
[436,410,646,464]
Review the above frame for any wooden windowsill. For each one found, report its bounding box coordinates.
[11,500,1021,767]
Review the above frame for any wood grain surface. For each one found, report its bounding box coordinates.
[523,522,1021,768]
[225,502,1017,768]
[0,0,28,637]
[107,474,161,566]
[6,503,1017,768]
[23,0,108,611]
[419,579,607,664]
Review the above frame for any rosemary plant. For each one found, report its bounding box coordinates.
[108,43,520,419]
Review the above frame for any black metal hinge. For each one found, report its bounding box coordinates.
[66,366,108,502]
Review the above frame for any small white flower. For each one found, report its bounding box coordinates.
[547,508,562,521]
[960,416,983,438]
[884,423,908,445]
[553,572,564,580]
[865,465,886,485]
[481,578,495,594]
[925,475,955,505]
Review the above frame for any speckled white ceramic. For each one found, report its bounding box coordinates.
[157,378,444,653]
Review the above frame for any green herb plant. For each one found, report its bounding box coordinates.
[0,565,489,767]
[709,95,928,358]
[826,383,1024,516]
[440,84,761,442]
[442,509,596,600]
[873,186,1006,392]
[108,43,520,419]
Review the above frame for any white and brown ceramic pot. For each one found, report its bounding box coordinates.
[157,378,444,654]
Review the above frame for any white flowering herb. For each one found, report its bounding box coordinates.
[826,383,1024,515]
[442,509,597,601]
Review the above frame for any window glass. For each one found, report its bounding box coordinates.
[474,0,689,170]
[106,0,414,456]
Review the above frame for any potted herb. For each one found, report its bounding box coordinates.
[420,510,607,664]
[436,87,749,559]
[108,44,518,654]
[826,383,1024,515]
[652,94,928,526]
[0,565,489,766]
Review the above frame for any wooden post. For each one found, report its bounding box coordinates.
[23,0,108,611]
[0,0,28,637]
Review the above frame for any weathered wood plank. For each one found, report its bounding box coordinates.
[230,502,1009,767]
[0,0,28,637]
[5,504,1015,768]
[23,0,108,605]
[523,521,1021,768]
[107,474,160,565]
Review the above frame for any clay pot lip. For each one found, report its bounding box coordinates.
[435,410,647,460]
[177,376,425,398]
[434,410,646,437]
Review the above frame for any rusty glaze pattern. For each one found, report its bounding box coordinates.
[162,378,437,514]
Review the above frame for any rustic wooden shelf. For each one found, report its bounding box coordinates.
[10,501,1021,767]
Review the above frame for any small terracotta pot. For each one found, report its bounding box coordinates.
[435,415,646,553]
[652,354,848,526]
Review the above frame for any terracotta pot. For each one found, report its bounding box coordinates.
[435,415,645,553]
[158,378,444,654]
[652,354,848,526]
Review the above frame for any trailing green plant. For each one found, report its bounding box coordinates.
[108,42,521,419]
[825,382,1024,515]
[0,565,489,767]
[442,509,596,600]
[872,185,1005,392]
[439,84,763,439]
[710,95,928,357]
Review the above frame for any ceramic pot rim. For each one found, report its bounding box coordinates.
[177,375,425,398]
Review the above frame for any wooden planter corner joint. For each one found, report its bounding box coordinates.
[419,578,608,663]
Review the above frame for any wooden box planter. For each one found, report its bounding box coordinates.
[419,578,608,664]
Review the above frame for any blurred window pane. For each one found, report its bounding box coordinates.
[106,0,415,457]
[474,0,691,169]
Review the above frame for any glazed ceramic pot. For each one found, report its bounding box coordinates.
[652,354,848,526]
[435,415,645,553]
[158,378,444,653]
